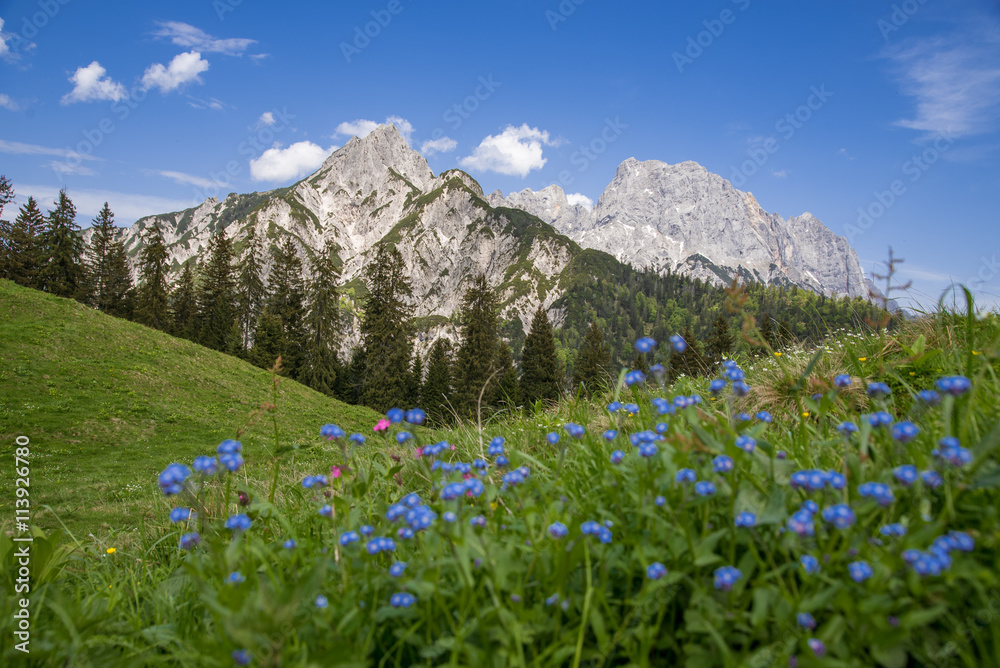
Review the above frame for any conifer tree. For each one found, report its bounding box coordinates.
[572,321,611,396]
[359,243,413,412]
[494,340,521,412]
[135,220,171,331]
[300,241,341,395]
[235,227,266,352]
[4,197,46,288]
[520,306,561,407]
[85,202,129,313]
[259,237,307,374]
[453,274,500,417]
[250,310,284,370]
[407,354,424,406]
[0,175,15,280]
[705,315,734,364]
[422,338,453,423]
[197,228,237,351]
[38,189,85,299]
[170,262,199,340]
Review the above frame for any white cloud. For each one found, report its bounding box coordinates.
[13,185,192,224]
[334,116,415,144]
[0,18,9,57]
[153,21,256,56]
[386,115,414,144]
[187,95,226,111]
[142,51,210,93]
[566,193,593,210]
[145,169,218,189]
[888,33,1000,138]
[61,61,126,104]
[259,111,275,126]
[772,169,788,178]
[0,94,17,111]
[0,139,101,162]
[249,141,335,182]
[421,137,458,155]
[48,161,97,176]
[459,124,556,178]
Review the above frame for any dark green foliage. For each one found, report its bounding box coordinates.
[235,227,266,352]
[359,244,414,412]
[299,240,341,396]
[421,338,453,424]
[671,325,707,380]
[494,339,521,412]
[135,220,171,331]
[38,189,85,299]
[170,262,199,341]
[407,354,424,406]
[0,175,13,280]
[250,309,284,370]
[84,203,132,316]
[453,274,501,417]
[520,306,561,407]
[572,321,611,396]
[2,196,46,289]
[197,228,237,351]
[705,315,734,364]
[256,237,307,375]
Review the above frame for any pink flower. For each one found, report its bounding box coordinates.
[450,443,456,450]
[330,466,342,479]
[414,447,423,458]
[373,419,390,432]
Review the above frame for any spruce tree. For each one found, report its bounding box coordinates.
[359,243,414,412]
[572,321,611,396]
[422,338,453,423]
[520,306,561,407]
[38,189,85,299]
[197,228,237,351]
[407,354,424,407]
[300,240,341,395]
[453,274,500,417]
[250,310,284,370]
[260,237,307,375]
[235,227,266,352]
[170,262,199,340]
[103,237,133,319]
[85,203,124,313]
[494,340,521,412]
[0,175,15,280]
[4,197,46,288]
[135,220,171,331]
[705,315,735,364]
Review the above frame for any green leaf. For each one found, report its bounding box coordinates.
[901,605,947,628]
[871,644,908,668]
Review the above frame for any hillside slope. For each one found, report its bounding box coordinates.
[0,280,383,535]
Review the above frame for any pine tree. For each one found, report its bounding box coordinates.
[453,274,501,417]
[197,228,237,351]
[135,220,171,331]
[103,238,133,319]
[705,315,734,364]
[235,227,266,352]
[0,176,16,280]
[260,237,307,375]
[299,241,341,395]
[494,340,521,412]
[38,189,85,299]
[407,354,424,406]
[85,202,124,312]
[572,321,611,396]
[250,310,284,370]
[520,306,561,408]
[359,243,414,412]
[170,262,199,340]
[4,197,46,288]
[422,338,453,423]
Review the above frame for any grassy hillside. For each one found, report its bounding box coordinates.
[0,279,383,537]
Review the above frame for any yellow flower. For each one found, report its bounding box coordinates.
[801,412,810,418]
[909,372,915,376]
[972,350,980,356]
[106,548,116,554]
[489,502,498,511]
[858,357,867,362]
[774,352,782,357]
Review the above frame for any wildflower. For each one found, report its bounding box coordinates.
[624,402,641,414]
[464,478,485,497]
[319,504,334,518]
[725,367,746,382]
[169,507,194,523]
[580,520,601,535]
[867,382,891,397]
[921,470,943,488]
[647,562,667,580]
[935,376,971,396]
[373,418,390,432]
[713,566,742,591]
[848,561,873,583]
[320,424,344,440]
[890,421,920,443]
[624,370,646,386]
[914,389,940,406]
[774,352,782,357]
[713,455,734,474]
[735,435,756,453]
[731,380,751,397]
[192,455,219,475]
[495,454,510,467]
[800,554,820,574]
[283,539,296,549]
[546,593,560,606]
[602,429,618,441]
[565,423,586,438]
[232,649,252,666]
[858,482,894,506]
[638,443,658,458]
[800,499,818,515]
[227,571,245,585]
[546,432,560,445]
[339,531,360,546]
[858,357,867,361]
[867,411,893,428]
[737,411,752,422]
[756,410,773,423]
[441,482,467,501]
[797,612,816,630]
[670,334,687,352]
[404,505,437,531]
[635,336,657,353]
[389,561,407,577]
[786,510,815,537]
[676,468,696,484]
[880,523,907,537]
[807,638,827,657]
[610,450,625,465]
[396,431,413,444]
[607,401,622,413]
[225,514,252,531]
[548,522,568,539]
[654,421,669,434]
[217,439,242,455]
[389,592,417,608]
[735,512,756,528]
[836,421,859,435]
[178,532,201,550]
[934,437,972,467]
[695,481,716,496]
[405,408,426,425]
[597,526,613,543]
[386,407,405,424]
[470,515,486,529]
[105,547,116,555]
[821,504,856,530]
[302,475,328,489]
[827,471,846,489]
[834,374,852,388]
[777,450,787,459]
[315,595,328,608]
[349,433,366,445]
[502,470,525,488]
[219,452,244,472]
[650,363,665,378]
[655,495,666,506]
[158,463,192,495]
[709,379,727,394]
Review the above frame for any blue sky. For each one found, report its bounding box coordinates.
[1,0,999,309]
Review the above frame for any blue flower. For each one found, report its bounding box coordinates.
[858,482,894,506]
[725,367,746,382]
[655,421,669,434]
[731,381,751,397]
[756,410,773,423]
[624,402,641,414]
[395,431,413,444]
[800,500,818,515]
[232,649,252,666]
[349,432,366,445]
[867,411,893,428]
[827,471,846,489]
[389,592,416,608]
[695,481,716,496]
[405,408,426,425]
[670,334,687,352]
[495,454,510,467]
[389,561,407,577]
[178,532,200,550]
[315,594,328,608]
[227,571,245,585]
[735,435,756,453]
[606,401,622,413]
[635,336,657,353]
[917,389,941,405]
[837,421,859,435]
[890,421,920,443]
[192,455,219,475]
[638,443,658,458]
[602,429,618,441]
[921,470,943,488]
[464,478,485,497]
[485,437,505,456]
[217,439,242,455]
[404,505,437,531]
[821,504,856,529]
[225,513,251,531]
[950,530,974,552]
[736,411,751,422]
[441,482,466,501]
[786,510,815,537]
[443,511,457,522]
[880,523,907,537]
[597,526,613,543]
[808,638,827,657]
[360,525,374,536]
[219,452,244,472]
[834,374,852,388]
[708,379,727,394]
[320,424,344,440]
[735,512,756,528]
[546,593,560,606]
[365,537,396,554]
[713,455,734,474]
[158,463,192,495]
[386,407,405,423]
[647,562,667,580]
[470,515,486,529]
[675,468,697,484]
[624,370,646,386]
[800,554,820,574]
[283,539,296,549]
[650,363,665,376]
[502,470,525,487]
[848,561,873,583]
[797,612,817,630]
[894,464,918,486]
[565,423,586,438]
[548,522,568,539]
[339,531,360,546]
[580,520,601,535]
[546,432,560,444]
[867,381,891,397]
[318,505,333,518]
[713,566,742,591]
[610,450,625,465]
[935,375,971,396]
